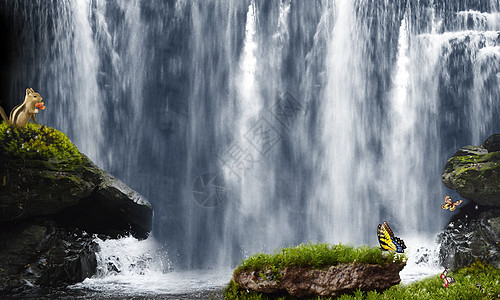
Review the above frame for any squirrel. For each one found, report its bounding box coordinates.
[0,88,45,128]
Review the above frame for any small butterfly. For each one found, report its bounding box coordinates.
[441,195,463,211]
[377,221,406,253]
[440,269,455,287]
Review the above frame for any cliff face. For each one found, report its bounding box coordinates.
[440,134,500,269]
[0,124,153,292]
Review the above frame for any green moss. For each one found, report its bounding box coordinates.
[444,152,500,192]
[0,122,81,164]
[235,243,406,274]
[225,261,500,299]
[447,152,500,167]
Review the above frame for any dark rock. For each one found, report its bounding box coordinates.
[0,158,96,222]
[482,134,500,152]
[0,146,153,292]
[452,145,488,157]
[0,154,153,238]
[0,218,97,293]
[54,172,153,239]
[441,135,500,269]
[233,262,405,298]
[94,172,153,238]
[438,203,500,269]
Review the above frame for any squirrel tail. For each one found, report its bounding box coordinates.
[0,106,10,125]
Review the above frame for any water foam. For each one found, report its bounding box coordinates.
[71,234,442,296]
[70,236,232,296]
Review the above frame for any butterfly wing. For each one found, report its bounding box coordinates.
[443,278,449,287]
[442,196,452,210]
[378,223,397,252]
[378,221,406,253]
[392,236,407,253]
[442,196,463,211]
[447,276,455,284]
[449,200,463,212]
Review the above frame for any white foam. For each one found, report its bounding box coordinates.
[71,235,442,296]
[70,236,233,296]
[399,234,442,284]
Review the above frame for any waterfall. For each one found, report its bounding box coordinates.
[2,0,500,273]
[309,0,375,244]
[0,0,105,164]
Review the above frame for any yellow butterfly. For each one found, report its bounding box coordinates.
[441,195,463,211]
[377,221,406,253]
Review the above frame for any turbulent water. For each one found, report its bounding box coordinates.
[1,0,500,295]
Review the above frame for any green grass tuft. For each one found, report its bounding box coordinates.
[0,122,81,163]
[235,243,406,274]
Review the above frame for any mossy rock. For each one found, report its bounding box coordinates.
[0,156,98,222]
[0,122,152,238]
[0,122,153,292]
[452,145,488,157]
[442,134,500,207]
[482,134,500,152]
[226,262,500,300]
[0,123,81,164]
[442,151,500,207]
[229,243,407,298]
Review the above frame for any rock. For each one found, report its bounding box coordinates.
[233,262,405,298]
[52,159,153,239]
[442,137,500,207]
[452,145,488,157]
[438,203,500,269]
[0,218,97,292]
[440,134,500,269]
[95,172,153,238]
[0,158,96,221]
[0,124,153,292]
[482,134,500,152]
[0,154,153,239]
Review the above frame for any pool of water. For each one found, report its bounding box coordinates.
[3,235,443,299]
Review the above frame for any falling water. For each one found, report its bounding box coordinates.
[0,0,105,164]
[2,0,500,293]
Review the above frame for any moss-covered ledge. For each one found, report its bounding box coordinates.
[0,123,153,292]
[441,134,500,207]
[0,123,82,164]
[0,123,152,237]
[442,152,500,206]
[227,243,407,298]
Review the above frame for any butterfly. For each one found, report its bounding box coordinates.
[441,195,463,211]
[377,221,406,253]
[440,269,455,287]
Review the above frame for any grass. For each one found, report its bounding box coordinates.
[226,262,500,299]
[0,122,81,163]
[235,243,406,274]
